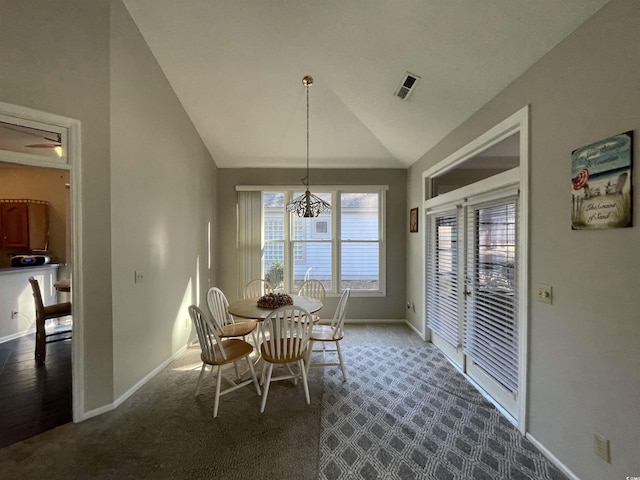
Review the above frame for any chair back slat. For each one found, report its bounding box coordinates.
[207,287,235,327]
[28,277,46,318]
[331,288,351,339]
[244,279,274,298]
[188,305,227,362]
[297,279,326,302]
[261,306,312,361]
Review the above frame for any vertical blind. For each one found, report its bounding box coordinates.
[426,209,461,348]
[237,191,264,297]
[463,199,519,394]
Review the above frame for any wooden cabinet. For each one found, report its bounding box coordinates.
[0,200,49,250]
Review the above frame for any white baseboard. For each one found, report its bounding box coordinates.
[405,320,425,340]
[0,328,34,344]
[79,344,188,421]
[343,318,404,324]
[526,433,581,480]
[80,401,114,421]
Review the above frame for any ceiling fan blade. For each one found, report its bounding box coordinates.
[26,143,61,148]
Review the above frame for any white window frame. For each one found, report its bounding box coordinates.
[237,185,387,297]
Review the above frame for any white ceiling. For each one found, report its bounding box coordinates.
[122,0,609,169]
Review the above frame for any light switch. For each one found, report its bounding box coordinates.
[535,284,552,304]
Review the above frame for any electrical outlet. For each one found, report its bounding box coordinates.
[535,284,552,304]
[134,270,144,284]
[11,310,18,319]
[594,433,611,463]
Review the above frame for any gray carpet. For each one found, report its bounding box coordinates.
[317,344,567,480]
[0,325,567,480]
[0,345,323,479]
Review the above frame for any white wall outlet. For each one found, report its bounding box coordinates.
[594,432,611,463]
[134,270,144,284]
[535,284,552,304]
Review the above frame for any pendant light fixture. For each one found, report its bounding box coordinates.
[286,75,331,218]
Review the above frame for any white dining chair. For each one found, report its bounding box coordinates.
[188,305,261,417]
[207,287,259,375]
[306,288,350,381]
[259,305,314,413]
[244,279,274,299]
[297,279,326,323]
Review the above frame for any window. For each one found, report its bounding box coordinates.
[263,193,285,290]
[256,188,386,295]
[315,221,328,234]
[340,192,380,292]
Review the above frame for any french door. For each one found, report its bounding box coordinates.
[426,189,520,419]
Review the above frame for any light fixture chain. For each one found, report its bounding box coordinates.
[306,81,310,187]
[285,74,331,217]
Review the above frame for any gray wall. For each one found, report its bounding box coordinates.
[0,0,113,411]
[110,2,217,399]
[217,168,406,320]
[0,0,218,414]
[406,1,640,478]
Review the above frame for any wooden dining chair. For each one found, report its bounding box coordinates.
[188,305,261,417]
[29,276,72,365]
[306,288,350,381]
[207,287,259,380]
[297,279,326,323]
[259,305,314,413]
[207,287,258,342]
[244,279,274,299]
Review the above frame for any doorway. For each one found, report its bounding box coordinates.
[0,103,80,445]
[421,106,529,431]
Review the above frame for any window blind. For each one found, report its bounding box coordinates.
[426,209,461,348]
[463,199,519,393]
[237,191,263,297]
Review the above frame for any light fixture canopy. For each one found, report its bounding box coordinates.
[286,75,331,218]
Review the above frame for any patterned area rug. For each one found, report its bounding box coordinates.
[318,345,567,480]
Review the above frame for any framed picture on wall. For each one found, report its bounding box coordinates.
[571,131,633,229]
[410,207,418,233]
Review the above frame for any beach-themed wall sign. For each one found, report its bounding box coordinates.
[571,131,633,230]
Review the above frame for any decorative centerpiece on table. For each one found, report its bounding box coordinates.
[257,293,293,309]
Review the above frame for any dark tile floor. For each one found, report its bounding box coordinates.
[0,331,72,448]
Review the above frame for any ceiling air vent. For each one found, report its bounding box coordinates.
[395,72,421,101]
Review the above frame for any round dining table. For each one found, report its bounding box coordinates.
[227,295,322,320]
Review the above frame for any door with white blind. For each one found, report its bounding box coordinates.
[426,208,465,369]
[426,192,520,419]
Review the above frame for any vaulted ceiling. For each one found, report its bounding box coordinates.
[123,0,609,169]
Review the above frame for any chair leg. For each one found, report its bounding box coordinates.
[336,341,347,382]
[260,363,274,413]
[213,365,223,418]
[286,363,297,385]
[260,359,267,386]
[35,327,46,365]
[233,360,240,381]
[305,340,314,375]
[246,356,261,395]
[195,363,207,396]
[299,359,310,405]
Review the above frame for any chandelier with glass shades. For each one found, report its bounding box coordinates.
[286,75,331,218]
